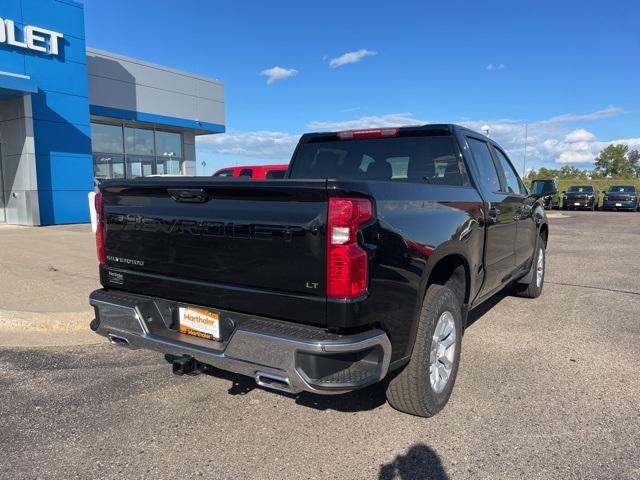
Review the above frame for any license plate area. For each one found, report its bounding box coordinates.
[178,306,221,341]
[616,203,622,207]
[574,202,580,206]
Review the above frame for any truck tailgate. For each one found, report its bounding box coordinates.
[100,179,329,325]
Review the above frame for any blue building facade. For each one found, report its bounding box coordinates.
[0,0,225,225]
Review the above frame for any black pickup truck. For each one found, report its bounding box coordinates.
[562,185,599,211]
[602,185,639,211]
[90,124,549,417]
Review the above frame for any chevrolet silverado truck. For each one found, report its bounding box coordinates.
[562,185,599,211]
[602,185,639,211]
[90,124,549,417]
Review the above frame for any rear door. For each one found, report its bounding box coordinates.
[465,136,518,295]
[490,145,535,268]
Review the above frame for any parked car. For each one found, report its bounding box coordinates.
[562,185,599,211]
[90,124,549,418]
[530,179,559,209]
[602,185,639,211]
[212,164,289,179]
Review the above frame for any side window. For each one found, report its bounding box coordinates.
[239,169,253,177]
[266,170,286,179]
[493,147,526,195]
[214,169,234,177]
[466,137,500,193]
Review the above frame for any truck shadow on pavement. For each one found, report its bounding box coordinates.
[378,443,448,480]
[202,366,389,412]
[465,286,510,328]
[200,286,512,413]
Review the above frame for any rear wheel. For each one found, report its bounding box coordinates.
[513,237,546,298]
[385,285,462,417]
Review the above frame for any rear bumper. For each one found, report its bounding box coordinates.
[90,289,391,395]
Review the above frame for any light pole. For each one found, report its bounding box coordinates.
[522,124,528,178]
[162,151,176,175]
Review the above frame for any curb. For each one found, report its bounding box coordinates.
[0,309,93,332]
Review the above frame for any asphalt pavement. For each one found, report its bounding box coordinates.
[0,211,638,480]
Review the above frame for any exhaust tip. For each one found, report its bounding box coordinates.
[108,334,129,346]
[255,371,295,394]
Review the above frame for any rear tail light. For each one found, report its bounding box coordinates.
[95,192,106,265]
[337,128,399,140]
[327,197,373,299]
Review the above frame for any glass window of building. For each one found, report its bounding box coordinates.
[124,127,155,156]
[91,122,184,180]
[93,154,125,181]
[91,123,124,154]
[155,131,183,175]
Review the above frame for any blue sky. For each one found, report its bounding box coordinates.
[83,0,640,175]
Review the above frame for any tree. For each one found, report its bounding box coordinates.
[593,144,638,177]
[559,165,588,179]
[629,149,640,178]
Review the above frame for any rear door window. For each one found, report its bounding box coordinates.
[239,169,253,177]
[466,137,501,193]
[290,135,470,186]
[492,146,526,195]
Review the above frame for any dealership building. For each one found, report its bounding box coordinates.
[0,0,225,225]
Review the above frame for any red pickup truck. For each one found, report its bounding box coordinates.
[212,164,289,179]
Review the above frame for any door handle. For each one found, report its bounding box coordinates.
[167,188,210,203]
[486,207,501,226]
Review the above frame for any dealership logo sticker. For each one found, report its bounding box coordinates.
[0,18,64,56]
[107,271,124,285]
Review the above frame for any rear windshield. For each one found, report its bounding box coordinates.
[608,186,636,193]
[289,135,470,186]
[567,186,593,193]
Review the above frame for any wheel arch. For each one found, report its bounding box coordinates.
[426,253,471,306]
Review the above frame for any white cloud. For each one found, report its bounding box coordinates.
[564,128,596,142]
[195,106,638,169]
[197,131,299,159]
[486,63,505,70]
[457,107,633,166]
[309,113,426,131]
[329,49,377,68]
[486,64,494,70]
[540,105,624,123]
[497,63,505,70]
[260,66,298,85]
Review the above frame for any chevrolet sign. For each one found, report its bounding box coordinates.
[0,18,63,56]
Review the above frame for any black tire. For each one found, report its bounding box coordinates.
[385,285,463,417]
[590,202,596,211]
[513,237,546,298]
